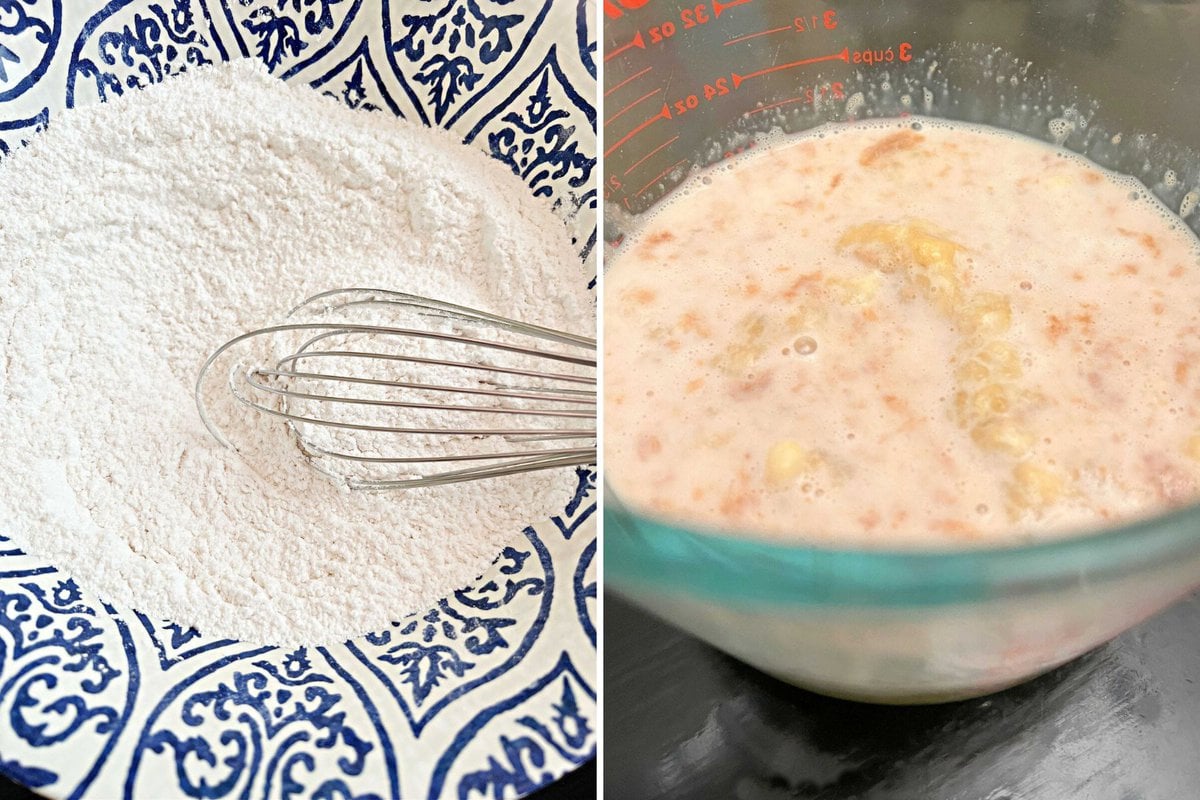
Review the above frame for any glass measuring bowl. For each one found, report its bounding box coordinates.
[602,0,1200,703]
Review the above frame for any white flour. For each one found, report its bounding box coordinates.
[0,59,590,645]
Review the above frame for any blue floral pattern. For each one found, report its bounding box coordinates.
[0,1,595,798]
[0,567,137,798]
[0,0,60,101]
[483,49,594,204]
[218,0,361,77]
[348,531,554,736]
[310,37,401,115]
[67,0,225,106]
[135,614,241,671]
[0,105,46,155]
[550,466,597,540]
[385,0,551,125]
[429,653,595,800]
[128,645,397,799]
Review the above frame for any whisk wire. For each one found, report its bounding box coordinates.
[244,370,595,418]
[196,288,596,489]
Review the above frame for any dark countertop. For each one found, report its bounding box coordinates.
[604,591,1200,800]
[536,759,597,799]
[0,779,36,800]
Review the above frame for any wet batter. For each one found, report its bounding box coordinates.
[605,120,1200,546]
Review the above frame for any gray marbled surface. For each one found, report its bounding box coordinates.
[605,591,1200,799]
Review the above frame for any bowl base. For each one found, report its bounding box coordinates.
[758,664,1060,706]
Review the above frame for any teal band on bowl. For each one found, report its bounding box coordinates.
[605,485,1200,607]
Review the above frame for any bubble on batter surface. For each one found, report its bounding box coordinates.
[793,336,818,355]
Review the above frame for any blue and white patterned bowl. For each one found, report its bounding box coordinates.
[0,2,596,798]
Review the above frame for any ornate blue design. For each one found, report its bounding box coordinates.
[319,647,400,800]
[310,36,402,116]
[66,0,227,107]
[347,528,553,735]
[0,105,46,158]
[128,645,397,800]
[573,541,595,647]
[243,5,308,69]
[135,613,240,671]
[385,0,551,126]
[548,466,596,540]
[217,0,362,78]
[0,0,60,102]
[0,571,138,798]
[371,609,483,707]
[429,652,595,800]
[277,0,347,36]
[467,45,595,220]
[464,42,599,297]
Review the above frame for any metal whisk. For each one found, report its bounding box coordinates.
[195,288,596,489]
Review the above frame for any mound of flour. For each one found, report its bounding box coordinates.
[0,59,590,645]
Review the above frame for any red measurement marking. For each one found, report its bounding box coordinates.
[723,141,755,159]
[713,0,754,18]
[731,47,849,88]
[605,89,662,126]
[745,82,845,115]
[604,30,646,62]
[604,103,672,158]
[723,24,790,46]
[605,66,653,97]
[623,135,681,176]
[636,159,690,197]
[746,96,810,115]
